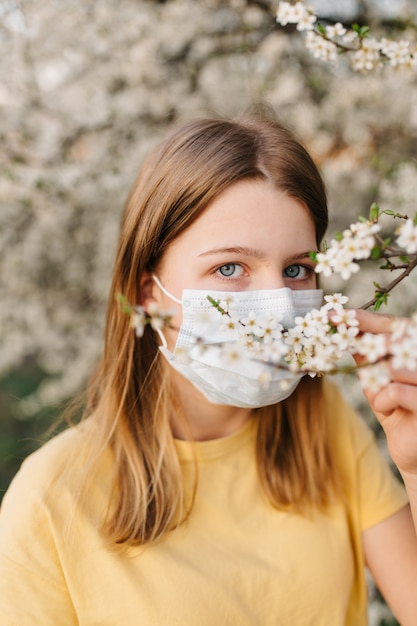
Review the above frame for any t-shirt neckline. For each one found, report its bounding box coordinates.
[174,417,256,461]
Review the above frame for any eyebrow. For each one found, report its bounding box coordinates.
[198,246,316,261]
[198,246,265,258]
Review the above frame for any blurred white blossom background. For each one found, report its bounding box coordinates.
[1,1,417,622]
[1,0,417,410]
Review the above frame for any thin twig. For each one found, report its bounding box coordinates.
[360,256,417,309]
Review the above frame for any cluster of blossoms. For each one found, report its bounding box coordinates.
[356,314,417,392]
[276,1,417,72]
[126,210,417,394]
[130,301,175,338]
[209,292,362,378]
[129,290,417,394]
[314,219,381,280]
[211,293,417,393]
[314,212,417,309]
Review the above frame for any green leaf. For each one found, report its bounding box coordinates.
[116,293,134,314]
[379,261,391,270]
[207,296,228,315]
[369,202,379,221]
[309,251,318,262]
[383,209,408,220]
[373,291,389,311]
[352,23,370,38]
[334,231,343,242]
[370,246,381,260]
[316,22,326,36]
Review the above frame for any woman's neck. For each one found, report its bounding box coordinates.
[170,370,253,441]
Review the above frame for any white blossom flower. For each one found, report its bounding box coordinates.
[342,234,374,260]
[213,293,235,313]
[350,220,381,238]
[258,368,272,388]
[275,2,295,26]
[195,310,215,325]
[305,31,337,62]
[284,326,306,354]
[391,318,410,341]
[387,316,417,371]
[325,23,347,39]
[279,378,293,391]
[220,342,245,366]
[391,339,417,371]
[172,346,191,364]
[242,334,263,354]
[256,315,284,344]
[302,352,331,373]
[330,308,359,327]
[149,316,165,331]
[293,311,314,333]
[220,314,241,335]
[341,30,359,46]
[147,302,175,331]
[314,251,334,276]
[309,308,330,329]
[276,1,315,30]
[396,218,417,253]
[332,256,360,280]
[276,1,302,26]
[324,293,349,310]
[260,337,288,363]
[350,38,381,72]
[355,332,388,363]
[380,39,413,68]
[296,10,316,32]
[329,323,359,351]
[131,306,147,337]
[359,364,391,393]
[240,310,263,337]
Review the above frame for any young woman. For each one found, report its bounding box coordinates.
[1,111,417,625]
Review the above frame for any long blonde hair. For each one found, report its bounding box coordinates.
[83,110,338,545]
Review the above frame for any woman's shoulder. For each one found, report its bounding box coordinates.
[22,421,89,471]
[3,419,107,506]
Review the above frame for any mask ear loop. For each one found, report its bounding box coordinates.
[154,327,168,349]
[152,274,182,304]
[151,274,182,348]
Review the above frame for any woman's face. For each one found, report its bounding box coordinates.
[148,179,318,324]
[142,178,319,423]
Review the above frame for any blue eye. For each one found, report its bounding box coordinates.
[219,264,237,277]
[284,264,307,279]
[217,263,244,278]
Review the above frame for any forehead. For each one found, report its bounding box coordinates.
[169,179,316,251]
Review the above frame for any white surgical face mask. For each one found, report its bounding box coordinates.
[152,275,323,409]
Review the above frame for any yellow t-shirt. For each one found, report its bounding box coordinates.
[0,383,408,625]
